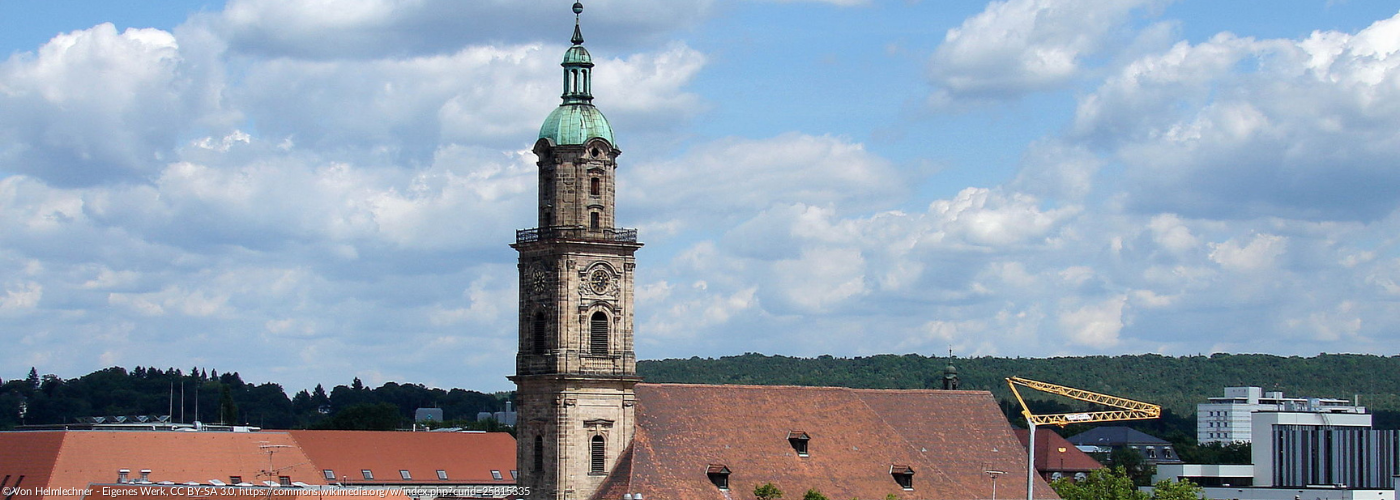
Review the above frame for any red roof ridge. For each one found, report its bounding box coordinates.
[637,382,993,396]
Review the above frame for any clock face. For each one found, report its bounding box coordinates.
[589,269,612,294]
[531,267,549,293]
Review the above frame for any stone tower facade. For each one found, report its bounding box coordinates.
[510,4,641,500]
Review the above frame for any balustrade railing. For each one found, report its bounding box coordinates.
[516,226,638,244]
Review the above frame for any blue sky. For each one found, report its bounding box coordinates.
[3,0,1400,394]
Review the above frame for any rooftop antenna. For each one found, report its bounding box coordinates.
[257,443,310,494]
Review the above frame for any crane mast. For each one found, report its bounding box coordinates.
[1004,376,1162,500]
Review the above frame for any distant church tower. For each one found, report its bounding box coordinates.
[510,3,642,500]
[943,350,960,390]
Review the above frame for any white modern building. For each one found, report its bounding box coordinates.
[1156,408,1399,499]
[1252,411,1376,487]
[1198,387,1365,444]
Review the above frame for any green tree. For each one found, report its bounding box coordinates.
[802,489,828,500]
[754,482,783,500]
[218,384,239,424]
[1109,447,1153,486]
[1049,467,1148,500]
[1176,441,1250,464]
[1149,479,1203,500]
[313,402,401,430]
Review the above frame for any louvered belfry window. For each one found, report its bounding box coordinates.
[590,312,608,354]
[534,436,545,471]
[533,313,548,354]
[590,435,606,473]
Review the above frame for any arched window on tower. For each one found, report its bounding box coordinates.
[533,312,548,354]
[589,212,600,231]
[534,436,545,471]
[590,435,606,474]
[590,177,600,196]
[590,312,608,355]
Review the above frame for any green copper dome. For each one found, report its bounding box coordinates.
[563,45,592,65]
[538,1,613,146]
[539,104,614,145]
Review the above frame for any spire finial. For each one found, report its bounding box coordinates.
[571,2,585,45]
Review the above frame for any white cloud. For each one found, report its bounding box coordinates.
[1147,213,1199,255]
[1079,12,1400,221]
[925,187,1078,248]
[1284,301,1362,342]
[1059,295,1126,347]
[1208,233,1287,272]
[627,133,904,236]
[928,0,1168,103]
[0,281,42,312]
[1010,139,1104,201]
[0,24,220,186]
[772,246,868,312]
[108,286,230,318]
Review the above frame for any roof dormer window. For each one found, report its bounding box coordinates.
[788,430,810,457]
[891,465,915,490]
[706,464,731,490]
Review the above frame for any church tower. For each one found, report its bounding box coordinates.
[510,3,641,499]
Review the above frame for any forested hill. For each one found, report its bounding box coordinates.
[637,352,1400,416]
[0,367,510,430]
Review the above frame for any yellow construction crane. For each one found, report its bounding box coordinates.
[1006,376,1161,426]
[1004,376,1162,500]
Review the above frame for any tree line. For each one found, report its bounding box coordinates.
[0,366,510,431]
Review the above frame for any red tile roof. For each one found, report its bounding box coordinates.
[1014,429,1104,473]
[0,431,64,500]
[80,484,414,500]
[0,430,516,500]
[285,431,516,485]
[589,383,1060,500]
[0,431,320,500]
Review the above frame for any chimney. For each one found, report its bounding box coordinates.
[140,470,152,483]
[118,470,130,483]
